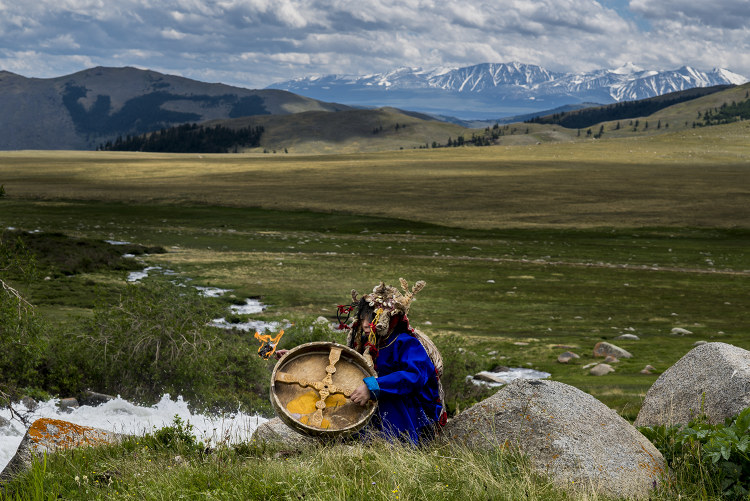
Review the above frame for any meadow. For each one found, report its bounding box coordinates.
[1,123,749,499]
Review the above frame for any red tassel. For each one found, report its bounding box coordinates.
[438,412,448,427]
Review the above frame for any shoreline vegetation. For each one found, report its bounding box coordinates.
[1,128,749,498]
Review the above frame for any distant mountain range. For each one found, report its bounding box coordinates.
[0,67,348,150]
[267,62,749,119]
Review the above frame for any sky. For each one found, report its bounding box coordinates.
[1,0,748,89]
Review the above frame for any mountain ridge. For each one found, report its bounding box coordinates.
[268,62,748,118]
[0,66,349,150]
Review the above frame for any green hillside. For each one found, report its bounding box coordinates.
[563,83,750,140]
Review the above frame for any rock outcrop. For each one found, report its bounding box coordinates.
[0,418,122,482]
[590,363,615,376]
[444,379,665,499]
[593,341,633,359]
[635,342,750,427]
[557,351,579,363]
[251,417,315,448]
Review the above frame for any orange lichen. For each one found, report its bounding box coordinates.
[27,418,115,452]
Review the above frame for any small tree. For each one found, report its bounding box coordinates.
[0,185,5,198]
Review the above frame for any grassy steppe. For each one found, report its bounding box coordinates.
[2,122,749,414]
[2,120,749,229]
[1,125,749,499]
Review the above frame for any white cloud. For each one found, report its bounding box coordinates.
[630,0,750,30]
[0,0,747,88]
[161,28,186,40]
[39,33,80,49]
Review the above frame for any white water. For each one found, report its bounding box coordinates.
[0,395,268,474]
[469,367,551,387]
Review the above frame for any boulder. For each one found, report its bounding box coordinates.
[604,355,619,363]
[593,341,632,359]
[640,365,656,375]
[21,397,37,412]
[58,398,79,413]
[670,327,692,336]
[557,351,579,363]
[77,390,115,407]
[590,363,615,376]
[444,380,665,499]
[251,417,315,448]
[473,371,508,384]
[615,334,640,341]
[635,342,750,427]
[0,418,122,482]
[693,340,707,346]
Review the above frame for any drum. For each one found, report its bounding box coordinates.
[270,342,377,437]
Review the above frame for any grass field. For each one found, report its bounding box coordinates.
[2,122,749,415]
[2,125,749,499]
[2,120,749,229]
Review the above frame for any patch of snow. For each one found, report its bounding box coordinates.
[210,318,281,333]
[105,240,131,245]
[0,394,267,474]
[127,266,162,282]
[229,299,265,315]
[469,367,551,387]
[195,286,231,297]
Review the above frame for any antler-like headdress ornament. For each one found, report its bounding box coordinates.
[349,278,425,342]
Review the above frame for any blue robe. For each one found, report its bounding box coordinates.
[362,331,442,444]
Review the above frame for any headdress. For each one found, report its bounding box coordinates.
[342,278,425,362]
[356,278,424,336]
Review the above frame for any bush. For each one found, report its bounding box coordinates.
[640,407,750,499]
[75,279,227,403]
[66,278,279,413]
[145,415,204,454]
[434,335,496,415]
[0,234,47,398]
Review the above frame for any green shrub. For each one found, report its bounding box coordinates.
[0,234,47,398]
[434,334,496,415]
[145,415,204,454]
[641,407,750,499]
[278,316,344,349]
[66,278,278,413]
[75,279,227,403]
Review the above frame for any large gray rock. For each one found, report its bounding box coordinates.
[590,363,615,376]
[0,418,122,483]
[594,341,633,359]
[77,390,115,407]
[251,417,315,448]
[634,342,750,427]
[444,379,665,499]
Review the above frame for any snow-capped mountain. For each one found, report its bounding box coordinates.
[268,62,748,119]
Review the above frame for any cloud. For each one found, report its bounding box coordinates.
[0,0,747,89]
[630,0,750,30]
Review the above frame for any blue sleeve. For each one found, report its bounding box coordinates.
[375,338,434,397]
[363,377,380,399]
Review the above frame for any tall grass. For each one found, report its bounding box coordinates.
[0,427,587,501]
